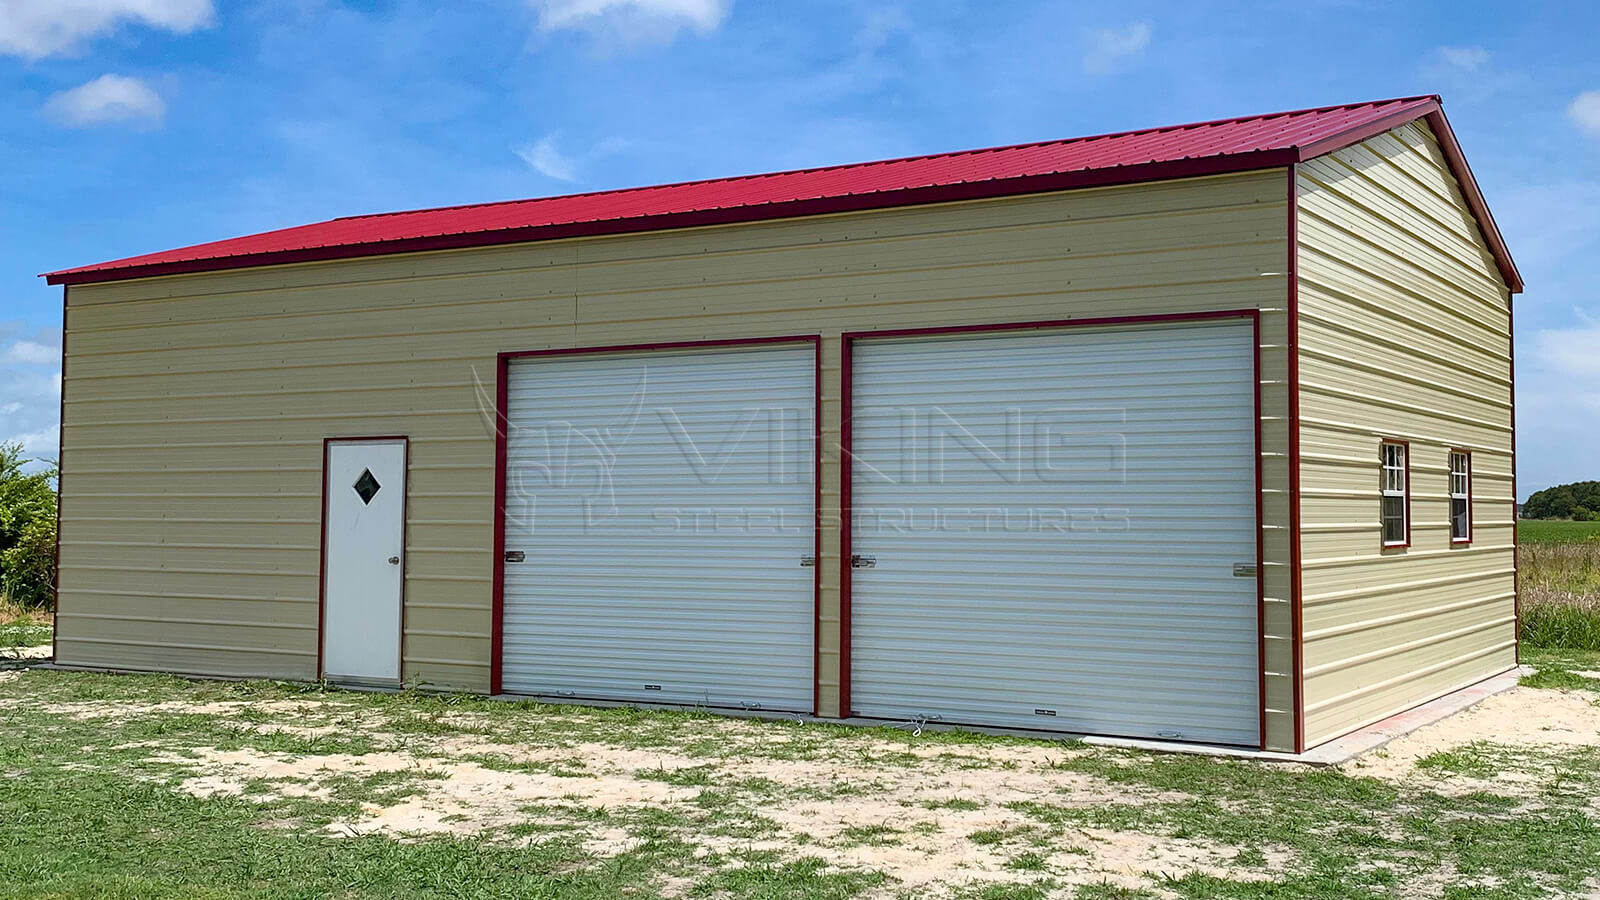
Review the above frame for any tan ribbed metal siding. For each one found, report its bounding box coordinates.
[1294,121,1516,748]
[56,169,1297,749]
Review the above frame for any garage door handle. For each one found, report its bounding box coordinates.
[851,554,876,569]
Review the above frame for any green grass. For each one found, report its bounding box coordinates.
[1518,524,1600,650]
[5,667,1600,898]
[1518,519,1600,544]
[0,622,50,649]
[0,600,51,651]
[1520,648,1600,691]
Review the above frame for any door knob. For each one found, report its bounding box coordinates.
[387,556,400,565]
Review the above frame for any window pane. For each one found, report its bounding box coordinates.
[1451,497,1469,540]
[1382,495,1406,544]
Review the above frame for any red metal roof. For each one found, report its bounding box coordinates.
[43,95,1521,291]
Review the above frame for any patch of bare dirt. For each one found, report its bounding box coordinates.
[39,680,1599,896]
[142,724,1285,898]
[1342,686,1600,804]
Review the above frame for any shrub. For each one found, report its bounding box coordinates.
[0,442,57,610]
[1,514,56,608]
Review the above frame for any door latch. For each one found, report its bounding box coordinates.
[851,554,876,569]
[387,556,400,565]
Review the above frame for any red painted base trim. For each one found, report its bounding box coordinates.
[489,335,824,707]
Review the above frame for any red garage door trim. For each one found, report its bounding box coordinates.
[840,308,1267,748]
[489,335,824,714]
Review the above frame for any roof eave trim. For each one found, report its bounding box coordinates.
[1419,109,1523,294]
[44,149,1299,286]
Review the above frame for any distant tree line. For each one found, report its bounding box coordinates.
[1521,481,1600,521]
[0,443,56,608]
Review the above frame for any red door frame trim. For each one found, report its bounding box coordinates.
[489,335,825,708]
[838,335,853,717]
[317,435,410,681]
[839,308,1267,744]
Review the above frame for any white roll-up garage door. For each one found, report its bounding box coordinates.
[501,342,816,712]
[848,319,1260,745]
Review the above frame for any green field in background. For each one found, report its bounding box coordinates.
[1518,519,1600,544]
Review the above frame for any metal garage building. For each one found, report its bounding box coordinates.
[43,95,1521,753]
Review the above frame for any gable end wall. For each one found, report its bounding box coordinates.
[1294,121,1517,748]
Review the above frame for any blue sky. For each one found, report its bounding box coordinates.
[2,0,1597,497]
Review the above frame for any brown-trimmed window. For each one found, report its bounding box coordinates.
[1380,442,1409,547]
[1450,450,1471,544]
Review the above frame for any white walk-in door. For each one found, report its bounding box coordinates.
[321,439,406,685]
[848,319,1260,745]
[501,343,816,712]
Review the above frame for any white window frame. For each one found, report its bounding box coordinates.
[1380,441,1409,548]
[1449,450,1471,544]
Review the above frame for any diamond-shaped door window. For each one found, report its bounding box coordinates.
[353,469,382,505]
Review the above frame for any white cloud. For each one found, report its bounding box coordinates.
[45,74,165,127]
[1536,311,1600,378]
[1433,46,1490,70]
[514,133,631,183]
[3,340,59,365]
[528,0,731,46]
[1083,23,1150,75]
[0,356,61,469]
[0,0,214,59]
[3,426,59,465]
[1569,91,1600,137]
[516,134,581,182]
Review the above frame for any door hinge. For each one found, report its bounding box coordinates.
[505,550,526,563]
[1232,563,1257,577]
[800,554,817,567]
[850,554,876,569]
